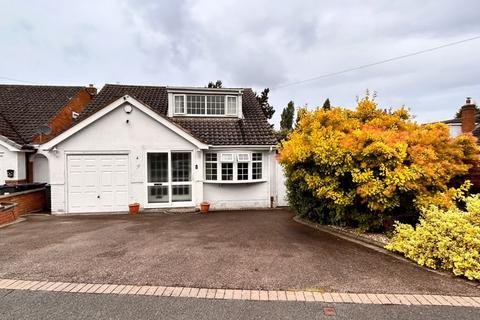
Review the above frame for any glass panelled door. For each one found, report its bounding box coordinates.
[147,153,169,203]
[147,151,192,205]
[171,152,192,202]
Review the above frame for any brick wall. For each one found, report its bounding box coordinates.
[32,88,96,144]
[0,188,47,215]
[5,179,27,186]
[0,205,17,226]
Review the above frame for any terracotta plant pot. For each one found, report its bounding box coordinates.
[200,201,210,214]
[128,203,140,215]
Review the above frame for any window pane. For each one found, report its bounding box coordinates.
[148,186,168,203]
[221,163,233,180]
[207,95,225,115]
[206,153,217,162]
[174,95,184,114]
[237,153,250,162]
[147,153,168,182]
[220,153,234,162]
[227,96,237,115]
[237,162,249,180]
[252,153,262,161]
[205,162,217,180]
[172,185,192,202]
[172,152,191,182]
[186,95,205,114]
[252,162,262,180]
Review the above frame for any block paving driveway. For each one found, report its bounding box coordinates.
[0,209,478,295]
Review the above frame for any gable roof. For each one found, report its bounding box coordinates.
[0,84,85,144]
[78,84,276,146]
[41,95,209,150]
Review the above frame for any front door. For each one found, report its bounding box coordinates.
[146,151,193,206]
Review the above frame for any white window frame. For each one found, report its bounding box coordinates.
[205,153,218,181]
[204,152,265,183]
[173,94,186,115]
[144,149,195,208]
[172,94,239,117]
[220,153,234,162]
[237,153,250,162]
[252,152,263,180]
[226,96,238,116]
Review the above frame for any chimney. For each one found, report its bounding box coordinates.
[85,84,97,97]
[461,97,476,133]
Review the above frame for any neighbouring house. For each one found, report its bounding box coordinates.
[439,97,480,140]
[0,84,97,185]
[31,84,283,214]
[438,97,480,191]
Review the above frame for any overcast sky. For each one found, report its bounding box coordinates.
[1,0,479,127]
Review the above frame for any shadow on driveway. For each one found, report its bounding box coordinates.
[0,209,478,295]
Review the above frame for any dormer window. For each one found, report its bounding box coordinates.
[174,95,185,114]
[172,94,238,116]
[226,96,237,115]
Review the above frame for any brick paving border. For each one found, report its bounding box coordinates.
[0,278,479,307]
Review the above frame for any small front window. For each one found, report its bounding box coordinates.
[221,163,233,180]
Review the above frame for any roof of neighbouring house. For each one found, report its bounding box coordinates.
[78,84,276,145]
[0,84,85,145]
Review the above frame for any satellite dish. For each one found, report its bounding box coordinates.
[36,125,52,135]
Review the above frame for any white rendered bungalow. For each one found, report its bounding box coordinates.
[38,84,281,214]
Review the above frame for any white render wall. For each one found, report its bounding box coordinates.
[41,103,198,214]
[32,154,50,183]
[39,102,279,214]
[0,144,27,184]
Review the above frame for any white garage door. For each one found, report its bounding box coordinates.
[67,154,129,213]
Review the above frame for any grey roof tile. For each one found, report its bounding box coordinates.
[0,84,84,144]
[81,84,276,146]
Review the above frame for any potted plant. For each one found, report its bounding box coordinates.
[200,201,210,214]
[128,202,140,215]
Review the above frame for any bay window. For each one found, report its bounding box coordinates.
[205,152,263,182]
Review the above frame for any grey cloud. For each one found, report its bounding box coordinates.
[1,0,479,127]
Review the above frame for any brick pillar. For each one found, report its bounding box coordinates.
[461,98,476,133]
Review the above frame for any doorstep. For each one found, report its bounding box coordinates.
[142,207,200,214]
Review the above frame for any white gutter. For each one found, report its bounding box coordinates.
[0,135,22,151]
[208,145,277,150]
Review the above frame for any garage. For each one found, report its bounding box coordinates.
[67,154,129,213]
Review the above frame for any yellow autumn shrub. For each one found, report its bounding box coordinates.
[279,94,479,231]
[386,195,480,280]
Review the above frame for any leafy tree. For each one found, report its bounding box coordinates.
[280,101,295,131]
[207,80,223,88]
[276,101,295,142]
[279,95,478,231]
[322,98,331,110]
[255,88,275,120]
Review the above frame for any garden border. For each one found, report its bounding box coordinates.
[293,216,480,289]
